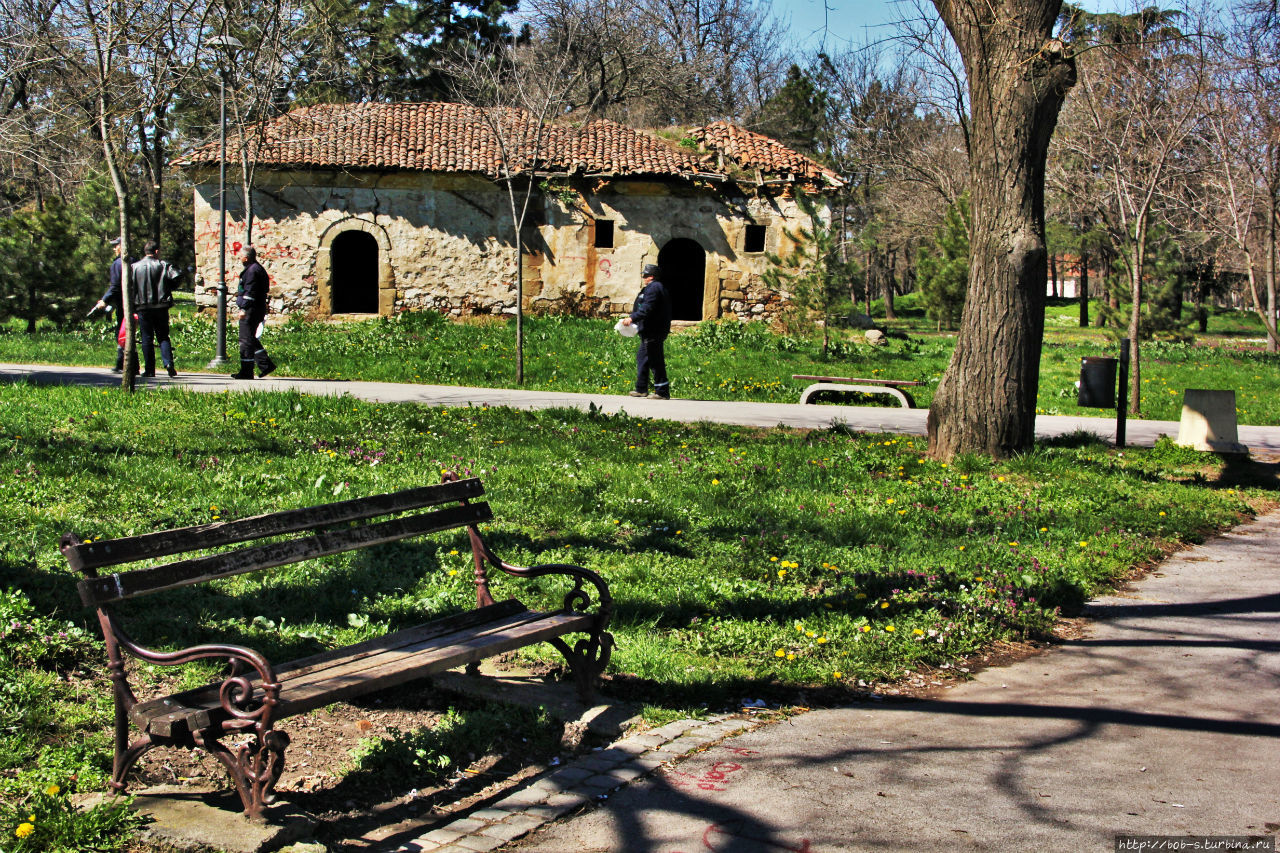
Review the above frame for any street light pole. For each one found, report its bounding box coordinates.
[206,35,242,368]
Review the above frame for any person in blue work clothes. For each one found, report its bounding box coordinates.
[622,263,672,399]
[92,238,134,372]
[230,245,277,379]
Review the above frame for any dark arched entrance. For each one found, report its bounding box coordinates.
[658,238,706,322]
[331,230,379,313]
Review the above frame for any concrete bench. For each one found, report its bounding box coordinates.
[792,374,924,408]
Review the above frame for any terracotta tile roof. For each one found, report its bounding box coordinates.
[175,102,841,187]
[176,102,702,177]
[692,121,843,186]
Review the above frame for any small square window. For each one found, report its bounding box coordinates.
[594,219,615,249]
[744,224,766,253]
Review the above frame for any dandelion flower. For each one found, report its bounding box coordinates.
[912,628,924,636]
[860,625,871,633]
[833,671,843,679]
[817,637,828,644]
[778,569,787,579]
[447,569,458,577]
[775,649,786,658]
[712,479,720,485]
[15,823,34,839]
[885,625,896,632]
[1159,511,1166,517]
[880,601,889,609]
[44,784,59,796]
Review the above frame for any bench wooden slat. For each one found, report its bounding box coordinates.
[63,479,485,573]
[141,608,593,735]
[275,599,529,681]
[77,502,493,606]
[281,611,594,714]
[791,374,924,387]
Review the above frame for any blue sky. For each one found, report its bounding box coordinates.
[783,0,1133,51]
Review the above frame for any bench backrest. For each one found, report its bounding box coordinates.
[61,478,491,608]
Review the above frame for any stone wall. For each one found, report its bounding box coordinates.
[189,168,817,325]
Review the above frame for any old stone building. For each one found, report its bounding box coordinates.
[176,102,842,323]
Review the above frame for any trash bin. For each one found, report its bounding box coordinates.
[1078,356,1117,408]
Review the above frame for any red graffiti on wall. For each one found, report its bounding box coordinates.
[598,257,612,278]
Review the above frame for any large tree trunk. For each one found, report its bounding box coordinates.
[927,0,1075,460]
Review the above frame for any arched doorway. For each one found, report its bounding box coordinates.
[331,230,379,313]
[658,238,707,322]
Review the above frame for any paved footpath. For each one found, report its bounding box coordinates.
[4,363,1280,454]
[388,512,1280,853]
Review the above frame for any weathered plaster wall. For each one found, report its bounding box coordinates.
[190,168,812,324]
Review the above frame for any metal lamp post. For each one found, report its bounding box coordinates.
[206,34,243,368]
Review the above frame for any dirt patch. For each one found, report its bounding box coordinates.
[128,676,587,851]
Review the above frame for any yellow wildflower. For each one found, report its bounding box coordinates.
[44,784,59,797]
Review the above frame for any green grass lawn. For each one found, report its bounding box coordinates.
[1,379,1272,847]
[3,295,1278,424]
[1,294,1277,848]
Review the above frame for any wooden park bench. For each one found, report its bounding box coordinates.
[60,475,613,820]
[792,374,925,408]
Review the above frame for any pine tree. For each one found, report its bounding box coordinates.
[916,194,970,331]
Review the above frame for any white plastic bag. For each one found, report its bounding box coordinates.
[614,318,638,338]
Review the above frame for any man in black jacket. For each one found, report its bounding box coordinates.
[130,240,181,377]
[231,245,276,379]
[622,263,672,399]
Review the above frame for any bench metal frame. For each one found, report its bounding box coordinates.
[61,475,613,819]
[792,374,922,408]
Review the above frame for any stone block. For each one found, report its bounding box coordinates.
[1175,389,1248,453]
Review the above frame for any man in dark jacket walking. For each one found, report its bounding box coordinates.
[231,245,276,379]
[130,240,181,377]
[622,263,672,399]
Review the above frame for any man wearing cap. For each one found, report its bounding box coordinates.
[622,263,672,399]
[93,238,134,373]
[230,245,276,379]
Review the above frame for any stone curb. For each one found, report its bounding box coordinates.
[390,714,753,852]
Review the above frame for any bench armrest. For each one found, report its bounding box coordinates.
[467,531,611,620]
[503,560,613,620]
[105,611,282,729]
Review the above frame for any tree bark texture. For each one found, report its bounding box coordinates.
[927,0,1075,459]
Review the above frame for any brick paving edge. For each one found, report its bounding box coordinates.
[390,714,753,852]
